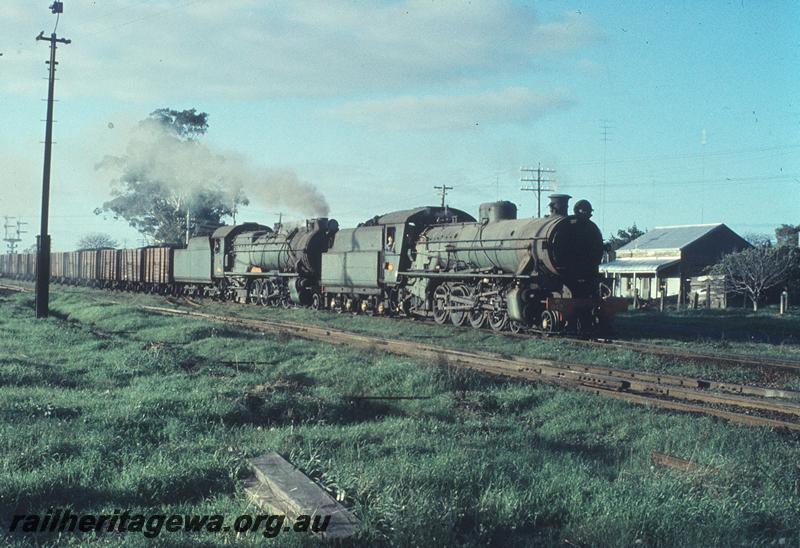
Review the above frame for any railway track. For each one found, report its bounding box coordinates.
[3,279,800,373]
[139,304,800,432]
[0,282,32,293]
[577,338,800,373]
[2,280,799,430]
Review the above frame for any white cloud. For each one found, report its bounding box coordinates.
[0,1,600,100]
[577,58,607,76]
[328,87,573,130]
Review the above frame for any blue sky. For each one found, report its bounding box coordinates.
[1,0,798,249]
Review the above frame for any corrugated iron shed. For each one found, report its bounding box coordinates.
[618,223,725,251]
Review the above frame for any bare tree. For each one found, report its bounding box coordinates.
[76,232,118,250]
[713,246,799,311]
[742,232,773,247]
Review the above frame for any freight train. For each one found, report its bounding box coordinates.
[0,194,626,334]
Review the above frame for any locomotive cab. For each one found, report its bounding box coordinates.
[211,223,272,276]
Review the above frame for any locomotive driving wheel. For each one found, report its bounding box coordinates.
[432,285,449,325]
[466,282,486,328]
[509,320,525,334]
[488,310,508,332]
[468,308,487,329]
[449,285,469,327]
[257,280,272,306]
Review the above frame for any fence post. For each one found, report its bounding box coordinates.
[780,291,789,315]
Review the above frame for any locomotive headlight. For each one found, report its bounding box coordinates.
[385,262,394,271]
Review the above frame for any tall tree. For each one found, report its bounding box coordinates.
[76,232,118,250]
[712,246,799,311]
[148,108,208,139]
[94,108,248,245]
[605,224,646,251]
[775,224,800,248]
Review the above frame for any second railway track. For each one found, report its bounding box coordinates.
[139,303,800,432]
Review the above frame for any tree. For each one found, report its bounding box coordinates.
[605,224,646,251]
[148,108,208,139]
[712,246,799,311]
[94,108,248,245]
[76,232,118,249]
[742,232,772,247]
[775,224,800,248]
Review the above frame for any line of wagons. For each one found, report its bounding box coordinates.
[0,247,174,292]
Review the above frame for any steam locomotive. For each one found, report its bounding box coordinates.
[0,194,626,334]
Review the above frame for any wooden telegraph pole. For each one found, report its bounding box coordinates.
[35,2,71,318]
[520,164,555,218]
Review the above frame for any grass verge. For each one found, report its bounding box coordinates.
[0,290,799,545]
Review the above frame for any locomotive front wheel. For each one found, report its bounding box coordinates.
[311,293,322,310]
[540,310,560,334]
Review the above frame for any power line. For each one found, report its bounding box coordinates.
[79,0,207,37]
[563,173,800,189]
[520,163,555,218]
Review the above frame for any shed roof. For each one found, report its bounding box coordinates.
[618,223,725,251]
[600,258,680,274]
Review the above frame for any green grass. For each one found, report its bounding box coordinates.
[0,289,799,546]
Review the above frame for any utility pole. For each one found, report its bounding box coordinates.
[520,163,555,217]
[434,185,453,213]
[185,209,192,245]
[35,1,70,319]
[3,217,27,254]
[599,119,613,233]
[700,128,707,223]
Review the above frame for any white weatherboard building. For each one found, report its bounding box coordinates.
[600,224,750,303]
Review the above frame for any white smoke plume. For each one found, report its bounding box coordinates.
[95,121,329,217]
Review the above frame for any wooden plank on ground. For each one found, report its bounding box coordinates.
[651,451,699,473]
[245,452,360,539]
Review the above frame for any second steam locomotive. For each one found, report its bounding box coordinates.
[0,194,626,334]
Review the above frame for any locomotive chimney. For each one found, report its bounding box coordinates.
[548,194,571,217]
